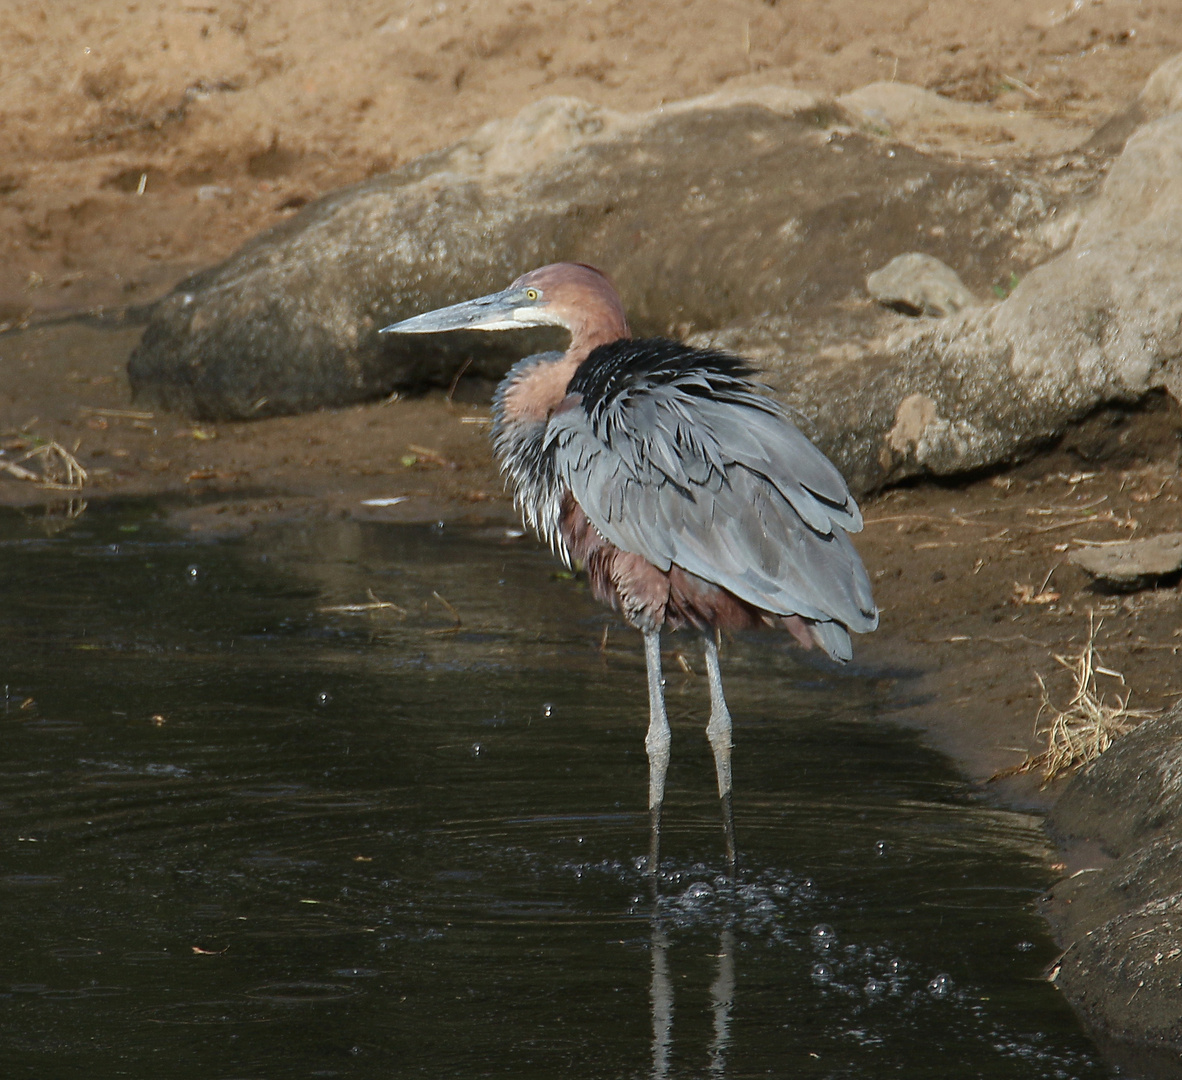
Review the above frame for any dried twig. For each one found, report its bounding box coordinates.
[445,356,475,401]
[994,614,1158,784]
[1001,73,1045,100]
[318,589,407,616]
[1012,581,1060,605]
[407,444,458,469]
[426,590,463,634]
[0,437,87,490]
[79,407,156,421]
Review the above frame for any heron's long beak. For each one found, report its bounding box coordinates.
[380,286,551,336]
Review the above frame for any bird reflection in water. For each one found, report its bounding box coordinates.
[383,263,876,877]
[649,921,736,1080]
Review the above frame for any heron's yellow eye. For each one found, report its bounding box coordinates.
[525,288,540,301]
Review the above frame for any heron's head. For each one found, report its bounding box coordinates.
[380,262,629,359]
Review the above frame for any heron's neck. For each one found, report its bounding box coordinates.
[567,309,630,366]
[499,317,630,425]
[498,353,581,425]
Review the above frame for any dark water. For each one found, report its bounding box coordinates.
[0,502,1108,1079]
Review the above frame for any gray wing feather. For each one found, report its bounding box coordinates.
[547,380,877,635]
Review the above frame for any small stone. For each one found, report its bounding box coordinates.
[1068,532,1182,587]
[866,253,976,317]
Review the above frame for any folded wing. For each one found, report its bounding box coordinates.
[546,344,877,658]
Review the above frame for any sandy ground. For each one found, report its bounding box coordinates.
[3,0,1182,798]
[2,0,1180,321]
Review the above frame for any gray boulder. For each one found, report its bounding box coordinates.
[128,74,1182,498]
[127,87,1062,445]
[698,107,1182,492]
[1052,704,1182,860]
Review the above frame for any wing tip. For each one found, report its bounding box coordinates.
[810,621,853,662]
[809,613,878,662]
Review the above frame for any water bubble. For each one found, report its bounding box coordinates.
[542,703,553,718]
[927,973,952,998]
[186,564,200,581]
[864,977,885,996]
[681,881,713,903]
[316,691,332,707]
[886,958,902,975]
[1016,940,1034,952]
[810,924,837,950]
[470,742,483,757]
[810,962,833,984]
[874,840,887,856]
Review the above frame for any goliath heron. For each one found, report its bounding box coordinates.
[381,263,877,875]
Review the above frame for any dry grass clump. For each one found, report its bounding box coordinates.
[0,435,87,491]
[999,614,1158,784]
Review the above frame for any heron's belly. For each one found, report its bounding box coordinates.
[558,492,776,636]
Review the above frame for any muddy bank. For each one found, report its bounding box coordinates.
[1045,703,1182,1060]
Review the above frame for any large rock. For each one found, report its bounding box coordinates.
[128,71,1182,497]
[696,108,1182,493]
[1141,52,1182,121]
[1047,703,1182,1052]
[127,86,1064,441]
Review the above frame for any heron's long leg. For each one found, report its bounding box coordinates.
[643,629,671,879]
[702,632,737,875]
